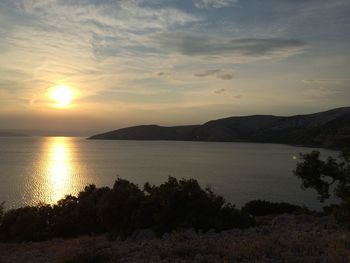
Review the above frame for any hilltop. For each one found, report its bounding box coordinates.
[89,107,350,148]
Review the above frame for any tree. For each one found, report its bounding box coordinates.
[0,202,4,222]
[294,149,350,222]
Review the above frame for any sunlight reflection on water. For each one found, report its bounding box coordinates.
[41,137,81,204]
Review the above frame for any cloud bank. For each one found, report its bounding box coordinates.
[156,32,306,61]
[0,0,349,133]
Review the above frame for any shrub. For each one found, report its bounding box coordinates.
[242,200,303,216]
[0,205,52,241]
[0,202,4,222]
[51,195,80,237]
[98,179,147,238]
[0,177,255,242]
[76,185,110,234]
[144,177,254,234]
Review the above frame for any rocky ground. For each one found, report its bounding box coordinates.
[0,214,349,263]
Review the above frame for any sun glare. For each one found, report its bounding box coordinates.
[50,85,73,108]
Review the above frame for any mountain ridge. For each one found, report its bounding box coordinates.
[88,107,350,148]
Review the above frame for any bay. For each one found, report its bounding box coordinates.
[0,137,337,209]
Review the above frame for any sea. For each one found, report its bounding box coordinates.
[0,136,337,209]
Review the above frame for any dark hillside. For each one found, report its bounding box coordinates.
[89,107,350,148]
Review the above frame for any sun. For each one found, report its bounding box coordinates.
[50,85,73,108]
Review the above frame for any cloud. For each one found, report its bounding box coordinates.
[301,87,340,99]
[0,0,201,101]
[302,79,350,85]
[194,69,233,80]
[194,69,220,77]
[193,0,238,9]
[18,0,54,12]
[155,72,171,77]
[213,89,243,99]
[156,32,306,61]
[213,88,226,94]
[1,0,347,127]
[216,72,233,80]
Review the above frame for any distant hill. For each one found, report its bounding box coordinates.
[88,107,350,148]
[89,125,200,141]
[0,131,28,137]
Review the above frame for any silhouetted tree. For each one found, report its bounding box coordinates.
[0,204,52,241]
[144,177,254,233]
[294,149,350,223]
[51,195,79,237]
[242,200,304,216]
[98,179,147,238]
[0,202,4,221]
[77,184,110,234]
[0,177,255,242]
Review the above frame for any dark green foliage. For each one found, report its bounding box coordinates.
[144,177,254,234]
[51,196,80,237]
[0,205,52,241]
[0,177,255,242]
[0,202,4,222]
[242,200,303,216]
[76,185,110,234]
[99,179,147,238]
[294,149,350,224]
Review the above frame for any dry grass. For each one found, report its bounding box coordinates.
[0,215,349,263]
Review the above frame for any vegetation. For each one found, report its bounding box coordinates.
[294,149,350,224]
[0,202,4,222]
[242,200,305,216]
[0,177,255,242]
[2,216,348,263]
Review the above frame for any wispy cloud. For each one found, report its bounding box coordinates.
[194,69,233,80]
[156,32,306,61]
[154,72,171,77]
[0,0,201,103]
[17,0,55,12]
[301,86,341,99]
[193,0,238,9]
[216,73,234,80]
[300,78,349,101]
[302,79,350,85]
[214,88,226,94]
[0,0,349,132]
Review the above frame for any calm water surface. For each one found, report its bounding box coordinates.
[0,137,337,209]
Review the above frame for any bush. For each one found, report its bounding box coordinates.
[98,179,147,238]
[144,177,254,234]
[0,177,255,242]
[242,200,303,216]
[76,185,110,234]
[0,205,52,241]
[0,202,4,222]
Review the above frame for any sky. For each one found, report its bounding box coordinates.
[0,0,349,135]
